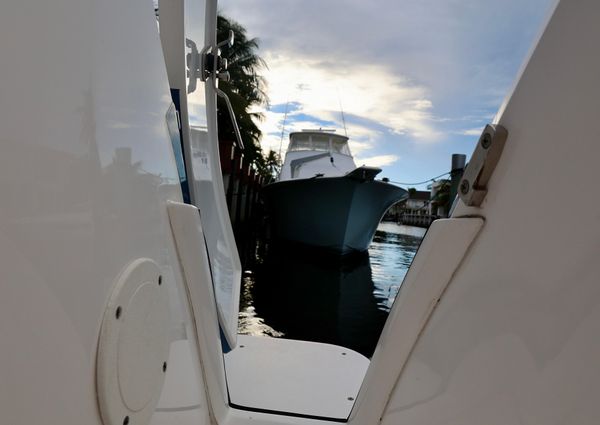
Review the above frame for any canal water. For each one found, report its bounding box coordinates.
[238,222,426,358]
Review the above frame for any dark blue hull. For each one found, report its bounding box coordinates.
[262,176,407,255]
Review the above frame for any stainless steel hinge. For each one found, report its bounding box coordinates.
[186,30,234,93]
[458,124,508,207]
[185,31,245,151]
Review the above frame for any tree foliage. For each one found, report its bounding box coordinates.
[217,15,276,178]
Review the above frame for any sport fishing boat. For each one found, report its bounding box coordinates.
[262,130,407,254]
[1,1,599,425]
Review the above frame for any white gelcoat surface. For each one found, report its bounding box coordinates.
[162,2,237,422]
[166,201,229,408]
[156,340,205,410]
[349,218,484,424]
[169,0,242,348]
[279,151,357,180]
[0,0,211,424]
[189,127,242,348]
[376,1,600,424]
[225,335,369,420]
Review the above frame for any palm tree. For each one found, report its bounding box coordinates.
[216,15,271,174]
[255,149,281,182]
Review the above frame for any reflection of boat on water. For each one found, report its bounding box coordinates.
[262,130,407,254]
[253,245,388,357]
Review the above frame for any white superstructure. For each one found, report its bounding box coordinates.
[278,130,357,180]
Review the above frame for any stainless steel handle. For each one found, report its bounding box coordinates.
[215,86,245,151]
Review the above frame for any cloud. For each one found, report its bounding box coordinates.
[254,51,442,160]
[354,154,400,168]
[221,0,552,107]
[460,127,484,136]
[220,0,555,180]
[264,52,438,137]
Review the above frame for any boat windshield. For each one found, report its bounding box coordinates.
[332,139,351,155]
[288,133,351,155]
[290,135,312,151]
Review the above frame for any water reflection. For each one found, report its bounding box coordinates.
[370,223,426,311]
[238,273,285,338]
[239,222,425,357]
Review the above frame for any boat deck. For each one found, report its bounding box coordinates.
[224,335,369,420]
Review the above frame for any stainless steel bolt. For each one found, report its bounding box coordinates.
[460,180,470,194]
[481,133,492,149]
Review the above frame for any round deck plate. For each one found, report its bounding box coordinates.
[96,258,169,425]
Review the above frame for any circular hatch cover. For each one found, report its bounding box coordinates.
[96,258,169,425]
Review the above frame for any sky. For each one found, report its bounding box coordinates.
[219,0,556,189]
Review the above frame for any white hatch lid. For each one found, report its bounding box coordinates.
[96,258,170,425]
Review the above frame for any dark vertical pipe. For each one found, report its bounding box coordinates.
[234,155,244,232]
[226,143,237,213]
[449,153,467,211]
[244,169,255,226]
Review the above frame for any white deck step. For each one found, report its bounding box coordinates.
[224,335,369,420]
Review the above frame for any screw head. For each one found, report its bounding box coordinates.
[460,180,470,195]
[481,133,492,149]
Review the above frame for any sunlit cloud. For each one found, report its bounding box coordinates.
[222,0,555,181]
[263,52,438,136]
[354,154,400,168]
[254,52,441,162]
[459,127,485,136]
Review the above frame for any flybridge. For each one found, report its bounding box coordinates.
[287,131,351,155]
